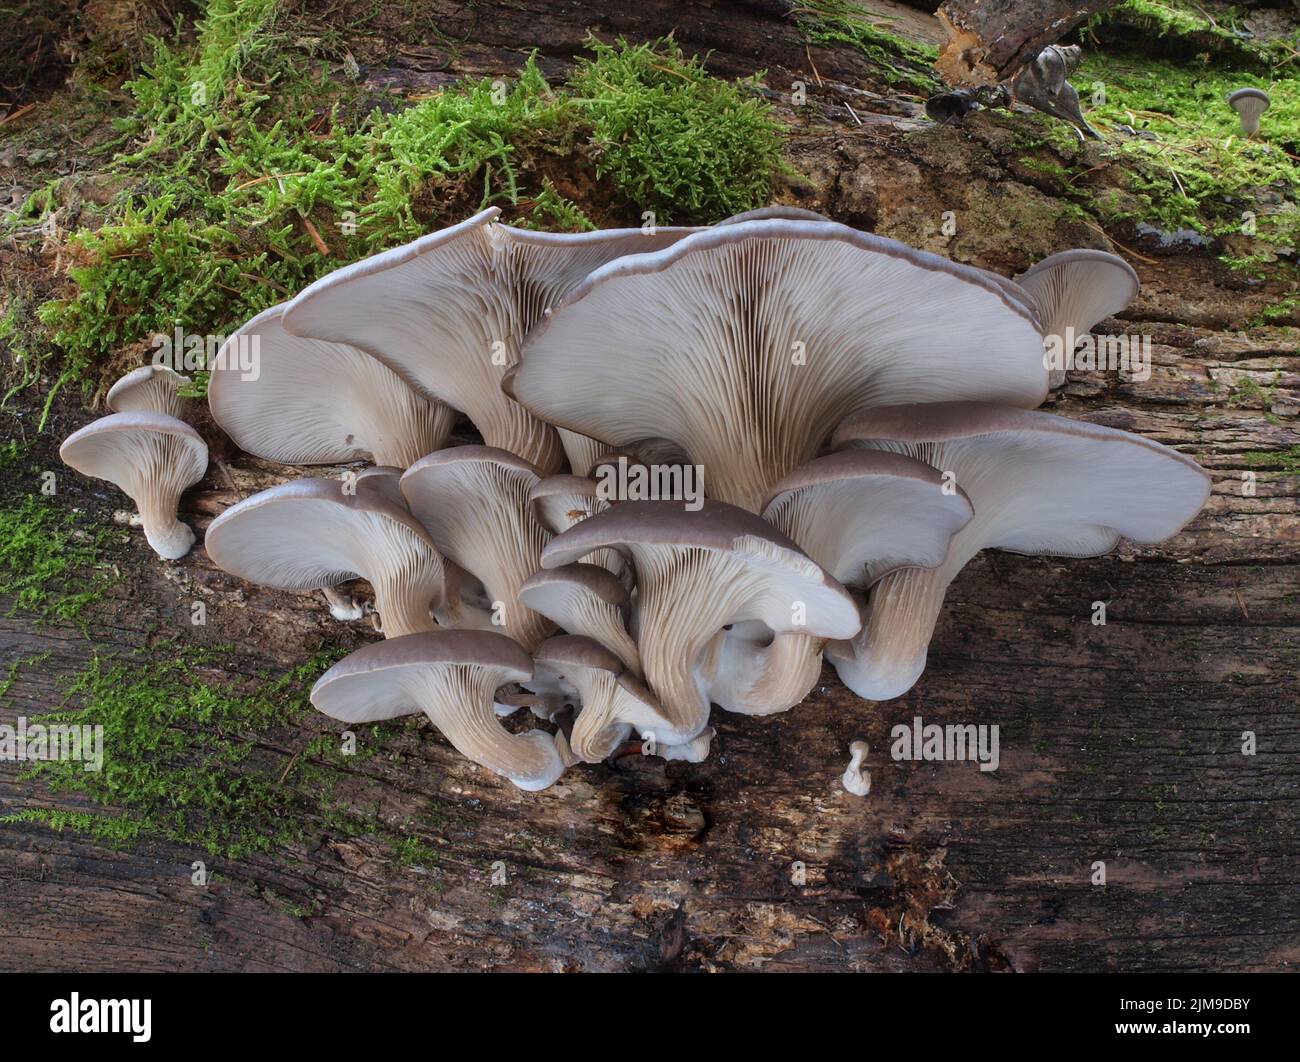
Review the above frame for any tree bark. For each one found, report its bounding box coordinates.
[935,0,1125,86]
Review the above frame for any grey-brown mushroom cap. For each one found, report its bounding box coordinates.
[761,449,974,586]
[280,208,701,473]
[207,302,453,468]
[107,365,190,416]
[832,401,1211,553]
[205,476,441,589]
[717,205,833,225]
[311,630,532,723]
[527,474,603,534]
[509,217,1048,510]
[60,410,207,471]
[519,563,629,609]
[533,634,625,677]
[1228,88,1270,108]
[402,443,543,482]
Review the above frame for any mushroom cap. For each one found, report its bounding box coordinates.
[528,474,606,535]
[281,208,699,472]
[106,364,190,417]
[205,477,450,633]
[311,629,532,723]
[761,449,974,587]
[533,633,626,676]
[832,401,1210,554]
[717,205,833,225]
[544,499,860,637]
[208,302,453,468]
[1014,249,1139,378]
[399,445,554,649]
[519,562,629,610]
[519,563,638,673]
[1227,87,1270,111]
[60,411,208,489]
[509,217,1048,511]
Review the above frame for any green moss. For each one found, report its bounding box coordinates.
[795,1,939,92]
[391,835,440,868]
[569,35,785,220]
[1089,2,1290,68]
[1236,446,1300,472]
[7,646,341,859]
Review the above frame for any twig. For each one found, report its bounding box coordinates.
[805,44,824,88]
[0,103,37,127]
[1080,220,1160,265]
[300,214,331,256]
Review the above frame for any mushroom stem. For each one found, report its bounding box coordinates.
[139,508,196,560]
[711,623,825,716]
[413,665,566,790]
[827,566,946,701]
[321,586,365,621]
[485,400,565,476]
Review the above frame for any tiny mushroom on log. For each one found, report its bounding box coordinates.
[281,206,698,474]
[830,402,1211,700]
[208,303,455,468]
[508,217,1048,511]
[311,630,568,791]
[542,500,861,744]
[400,445,555,650]
[1014,249,1140,388]
[59,411,208,559]
[205,477,452,637]
[106,364,190,417]
[1227,88,1270,136]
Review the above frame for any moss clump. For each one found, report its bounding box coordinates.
[1236,446,1300,472]
[6,646,340,859]
[794,0,939,92]
[569,36,785,220]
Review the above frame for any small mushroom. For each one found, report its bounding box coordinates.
[1227,88,1270,136]
[400,445,555,650]
[311,630,568,790]
[830,402,1211,699]
[205,477,452,637]
[59,411,208,559]
[1014,249,1140,389]
[531,635,659,763]
[282,207,698,473]
[510,216,1047,511]
[542,500,861,744]
[841,740,871,797]
[527,473,624,579]
[518,564,639,674]
[208,303,454,468]
[106,365,190,417]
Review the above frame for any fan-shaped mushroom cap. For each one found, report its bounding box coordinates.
[543,500,860,742]
[60,411,208,559]
[311,630,567,791]
[400,446,555,650]
[829,402,1211,699]
[532,635,660,763]
[761,449,974,587]
[208,303,454,468]
[107,365,190,417]
[1227,88,1270,135]
[1015,249,1140,389]
[205,477,451,637]
[509,217,1048,511]
[717,205,833,225]
[518,564,639,674]
[282,208,698,473]
[527,474,625,578]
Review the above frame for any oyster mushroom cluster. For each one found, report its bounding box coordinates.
[61,206,1210,792]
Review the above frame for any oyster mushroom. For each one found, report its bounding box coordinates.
[59,411,208,559]
[542,500,861,743]
[106,365,190,417]
[205,478,452,637]
[311,630,568,791]
[830,402,1211,700]
[518,563,639,674]
[1227,88,1270,136]
[208,303,454,468]
[508,216,1047,511]
[400,446,555,650]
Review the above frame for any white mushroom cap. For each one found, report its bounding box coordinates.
[311,630,567,791]
[542,500,861,742]
[532,635,659,763]
[1014,249,1140,389]
[281,208,699,473]
[60,411,208,559]
[828,402,1211,699]
[205,477,451,637]
[518,563,639,674]
[1227,88,1270,135]
[208,303,454,468]
[509,217,1048,511]
[106,365,190,417]
[400,445,555,650]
